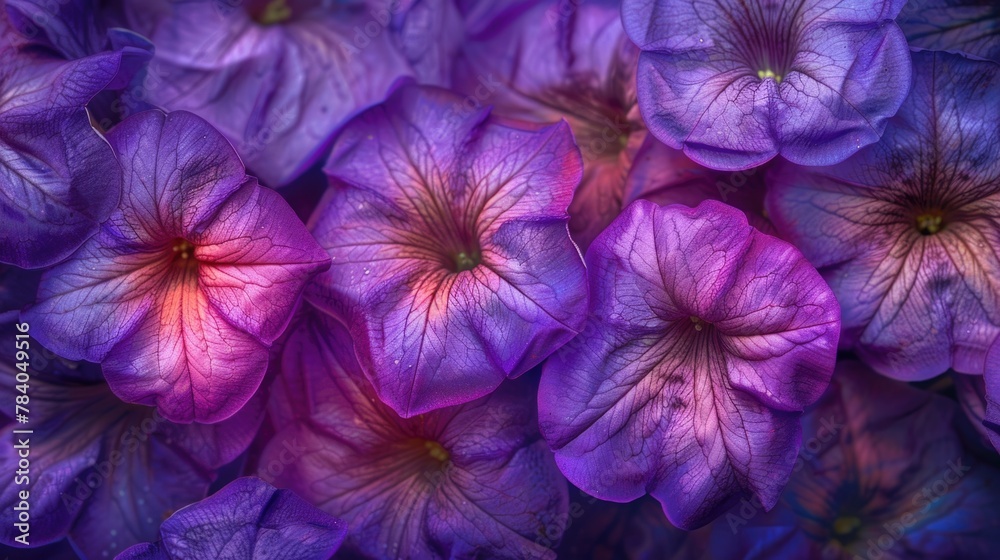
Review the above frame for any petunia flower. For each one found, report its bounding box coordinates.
[308,83,588,417]
[538,199,841,530]
[452,0,645,248]
[622,0,912,170]
[117,0,413,187]
[0,15,123,268]
[259,309,570,559]
[0,332,264,558]
[24,110,330,423]
[767,50,1000,380]
[710,360,1000,559]
[899,0,1000,63]
[117,477,346,560]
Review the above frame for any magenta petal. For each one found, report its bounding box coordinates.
[101,284,270,424]
[194,184,331,344]
[538,199,840,530]
[309,83,588,417]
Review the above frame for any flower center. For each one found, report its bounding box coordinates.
[689,316,708,332]
[424,440,450,463]
[915,211,945,235]
[732,2,799,83]
[757,69,782,83]
[832,515,862,537]
[171,239,197,267]
[449,250,481,273]
[251,0,294,24]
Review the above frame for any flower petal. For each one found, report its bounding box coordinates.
[119,477,346,560]
[0,44,123,268]
[900,0,1000,63]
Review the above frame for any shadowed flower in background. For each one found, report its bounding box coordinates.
[711,361,1000,559]
[117,477,345,560]
[0,14,124,268]
[260,310,568,559]
[951,371,1000,454]
[5,0,152,84]
[899,0,1000,63]
[623,0,912,170]
[309,83,587,417]
[24,110,330,423]
[556,491,708,560]
[116,0,412,187]
[624,138,775,235]
[984,341,1000,452]
[539,200,841,530]
[452,0,645,249]
[4,0,155,129]
[0,334,264,558]
[767,50,1000,380]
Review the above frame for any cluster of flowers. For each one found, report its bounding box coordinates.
[1,0,999,558]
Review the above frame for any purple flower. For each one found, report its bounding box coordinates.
[24,110,330,423]
[622,0,911,170]
[453,0,645,248]
[899,0,1000,63]
[711,360,1000,559]
[308,83,588,417]
[0,16,123,268]
[767,50,1000,380]
[0,334,263,558]
[538,199,840,530]
[116,477,346,560]
[118,0,413,187]
[259,309,569,559]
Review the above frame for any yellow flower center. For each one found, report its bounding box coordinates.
[257,0,292,25]
[757,69,782,83]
